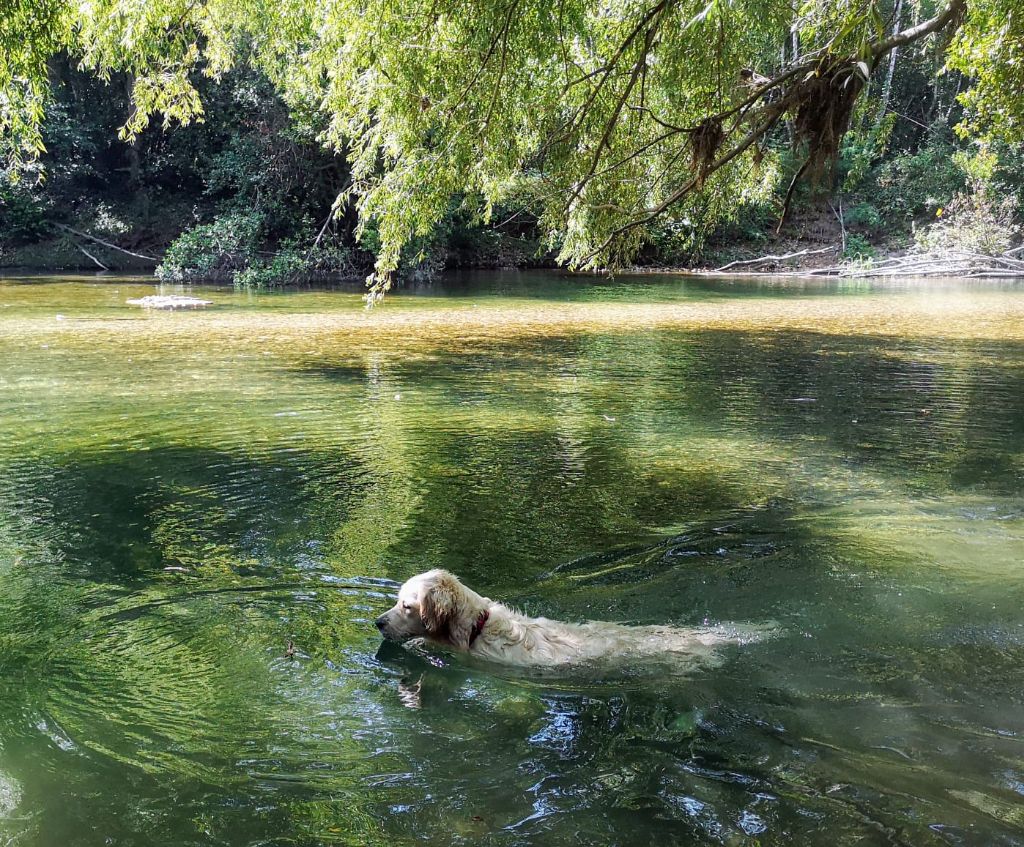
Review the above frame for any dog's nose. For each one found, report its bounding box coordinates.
[375,616,387,631]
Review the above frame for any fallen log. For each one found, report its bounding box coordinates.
[714,245,837,272]
[689,246,1024,280]
[75,244,109,271]
[802,248,1024,279]
[54,224,159,263]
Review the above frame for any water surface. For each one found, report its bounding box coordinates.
[1,271,1023,846]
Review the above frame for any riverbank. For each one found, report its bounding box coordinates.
[4,194,1020,285]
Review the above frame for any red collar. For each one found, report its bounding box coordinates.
[469,610,489,646]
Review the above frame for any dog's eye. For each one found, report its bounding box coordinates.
[402,602,412,611]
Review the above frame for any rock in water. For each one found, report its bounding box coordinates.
[126,295,213,310]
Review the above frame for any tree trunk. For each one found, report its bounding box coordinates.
[872,0,904,135]
[122,74,150,227]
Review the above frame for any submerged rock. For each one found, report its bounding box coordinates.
[126,295,213,310]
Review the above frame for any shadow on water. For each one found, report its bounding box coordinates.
[0,437,800,845]
[295,327,1024,498]
[2,445,377,580]
[367,545,1024,847]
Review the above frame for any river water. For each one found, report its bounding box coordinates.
[0,272,1022,846]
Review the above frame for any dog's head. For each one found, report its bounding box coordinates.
[376,569,481,649]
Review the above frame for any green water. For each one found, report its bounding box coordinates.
[1,271,1023,846]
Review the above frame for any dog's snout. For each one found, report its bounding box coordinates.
[375,615,387,631]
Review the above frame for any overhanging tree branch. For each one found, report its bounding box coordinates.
[571,0,969,265]
[871,0,966,57]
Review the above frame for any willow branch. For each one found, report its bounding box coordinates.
[481,0,520,130]
[554,0,673,144]
[563,16,663,212]
[871,0,966,57]
[446,4,515,118]
[578,109,783,264]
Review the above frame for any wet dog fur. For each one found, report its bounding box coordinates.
[375,569,769,670]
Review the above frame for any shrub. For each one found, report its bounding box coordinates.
[839,113,897,193]
[843,233,876,261]
[156,211,264,281]
[913,143,1020,256]
[0,177,51,243]
[913,192,1018,255]
[159,211,360,287]
[234,238,357,289]
[870,132,966,223]
[843,202,883,231]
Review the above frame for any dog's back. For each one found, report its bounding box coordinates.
[471,606,775,672]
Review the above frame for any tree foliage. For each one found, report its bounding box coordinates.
[2,0,1022,293]
[948,0,1024,142]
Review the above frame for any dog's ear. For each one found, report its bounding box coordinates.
[419,572,461,638]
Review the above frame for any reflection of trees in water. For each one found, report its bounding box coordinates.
[334,328,1024,498]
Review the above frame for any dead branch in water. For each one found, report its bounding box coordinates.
[807,249,1024,278]
[688,246,1024,280]
[75,243,110,271]
[694,246,1024,279]
[714,245,837,272]
[53,224,159,263]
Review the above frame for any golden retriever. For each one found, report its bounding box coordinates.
[375,569,771,671]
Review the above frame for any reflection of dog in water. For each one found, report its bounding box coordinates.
[376,569,772,672]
